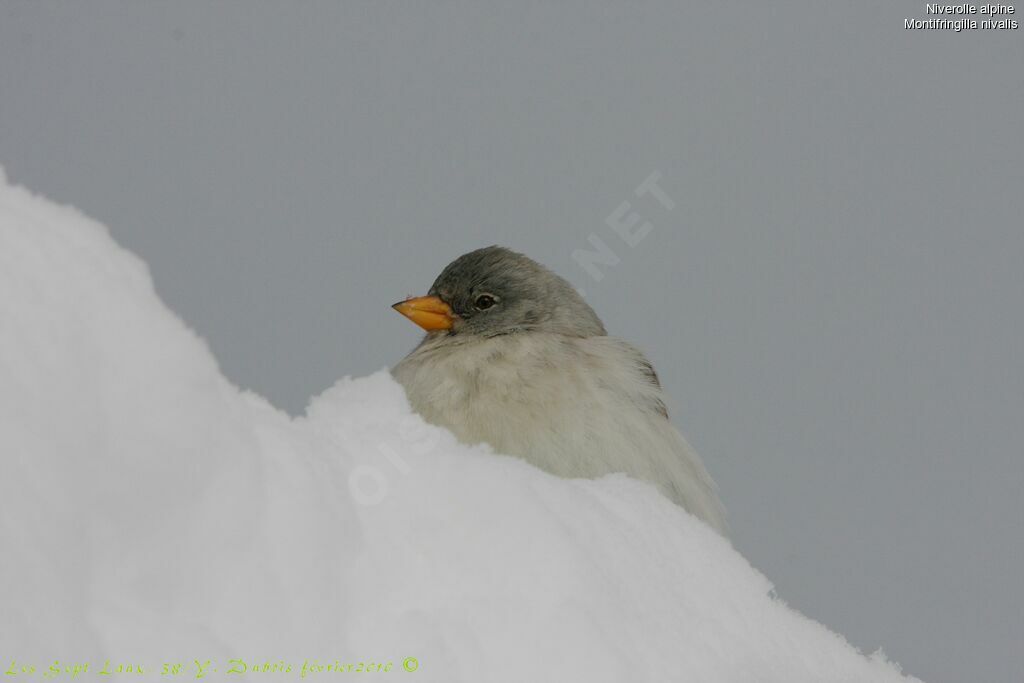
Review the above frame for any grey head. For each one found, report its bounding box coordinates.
[422,246,606,339]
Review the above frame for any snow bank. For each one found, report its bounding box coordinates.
[0,170,921,682]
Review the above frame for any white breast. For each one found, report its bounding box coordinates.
[392,332,727,534]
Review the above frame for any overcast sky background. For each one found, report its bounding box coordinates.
[2,3,1021,682]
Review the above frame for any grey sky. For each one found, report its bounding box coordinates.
[2,3,1021,682]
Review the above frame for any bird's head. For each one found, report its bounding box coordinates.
[392,246,606,339]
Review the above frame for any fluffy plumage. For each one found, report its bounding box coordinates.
[392,246,727,534]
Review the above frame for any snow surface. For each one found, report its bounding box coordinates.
[0,169,921,682]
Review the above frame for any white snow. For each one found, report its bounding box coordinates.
[0,169,921,682]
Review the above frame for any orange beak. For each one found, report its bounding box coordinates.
[392,295,455,331]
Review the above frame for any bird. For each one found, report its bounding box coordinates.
[390,246,727,534]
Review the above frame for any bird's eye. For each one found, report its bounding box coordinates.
[474,294,497,310]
